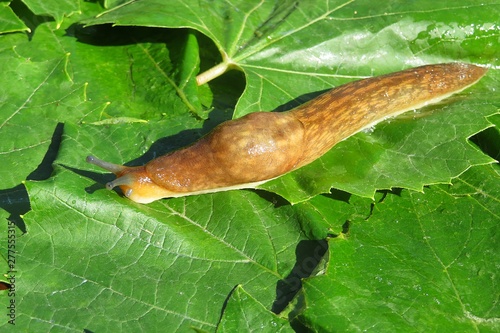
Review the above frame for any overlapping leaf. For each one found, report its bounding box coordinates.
[0,1,29,34]
[82,0,500,202]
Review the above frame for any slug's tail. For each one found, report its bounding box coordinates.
[292,63,488,168]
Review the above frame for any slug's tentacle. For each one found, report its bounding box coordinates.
[86,63,488,203]
[105,174,134,192]
[86,155,126,174]
[86,155,134,193]
[87,155,171,202]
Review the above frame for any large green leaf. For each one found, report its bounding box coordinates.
[295,164,500,332]
[17,166,307,331]
[0,1,498,332]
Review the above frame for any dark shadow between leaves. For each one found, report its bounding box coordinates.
[377,188,403,203]
[67,24,179,47]
[253,189,291,208]
[28,123,64,181]
[470,126,500,161]
[273,89,330,113]
[9,0,54,40]
[272,239,328,314]
[323,188,351,204]
[0,184,29,234]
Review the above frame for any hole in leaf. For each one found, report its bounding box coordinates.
[470,126,500,161]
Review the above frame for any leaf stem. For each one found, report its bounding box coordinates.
[196,61,233,85]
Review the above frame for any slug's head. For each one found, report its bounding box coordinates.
[86,155,173,204]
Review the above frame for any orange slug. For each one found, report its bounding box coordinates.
[87,63,487,203]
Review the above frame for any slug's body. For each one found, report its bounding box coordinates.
[87,63,487,203]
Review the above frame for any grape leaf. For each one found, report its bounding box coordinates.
[294,164,500,332]
[0,1,29,34]
[16,166,306,331]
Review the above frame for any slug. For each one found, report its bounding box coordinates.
[87,63,487,203]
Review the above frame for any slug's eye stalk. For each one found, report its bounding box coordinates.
[105,174,134,191]
[86,154,136,195]
[86,155,180,204]
[86,155,131,193]
[86,155,126,174]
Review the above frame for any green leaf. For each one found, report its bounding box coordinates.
[21,0,80,28]
[0,1,29,34]
[16,166,306,331]
[294,164,500,332]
